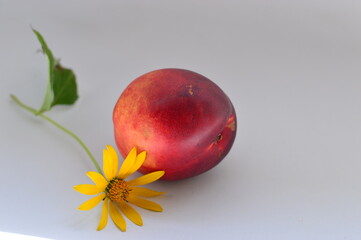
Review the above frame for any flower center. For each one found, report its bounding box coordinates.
[105,178,131,202]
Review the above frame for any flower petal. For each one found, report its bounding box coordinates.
[106,145,119,164]
[118,147,137,179]
[128,195,163,212]
[118,201,143,226]
[86,171,108,189]
[131,187,165,197]
[109,201,126,231]
[97,198,109,231]
[78,193,106,211]
[103,145,119,180]
[123,151,146,179]
[127,171,165,186]
[73,184,103,195]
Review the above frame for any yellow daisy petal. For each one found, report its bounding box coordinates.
[97,198,109,231]
[78,193,106,211]
[131,187,165,197]
[106,145,119,164]
[103,146,118,180]
[109,201,126,231]
[128,195,163,212]
[123,151,147,179]
[118,147,137,179]
[127,171,165,186]
[73,184,103,195]
[118,201,143,226]
[86,171,108,189]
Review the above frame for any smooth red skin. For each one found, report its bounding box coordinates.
[113,69,237,180]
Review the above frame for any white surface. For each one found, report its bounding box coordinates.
[0,232,50,240]
[1,0,361,239]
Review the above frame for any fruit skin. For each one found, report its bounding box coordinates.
[113,68,236,181]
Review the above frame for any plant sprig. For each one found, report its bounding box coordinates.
[32,29,78,114]
[11,29,102,174]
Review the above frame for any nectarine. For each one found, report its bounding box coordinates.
[113,69,236,180]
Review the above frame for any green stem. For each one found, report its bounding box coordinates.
[10,94,103,174]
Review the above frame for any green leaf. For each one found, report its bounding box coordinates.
[32,29,78,114]
[33,29,55,114]
[51,65,78,106]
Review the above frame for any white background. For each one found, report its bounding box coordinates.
[1,0,361,239]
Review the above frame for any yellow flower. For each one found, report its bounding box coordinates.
[74,145,165,231]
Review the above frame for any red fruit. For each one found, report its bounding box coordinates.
[113,69,236,180]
